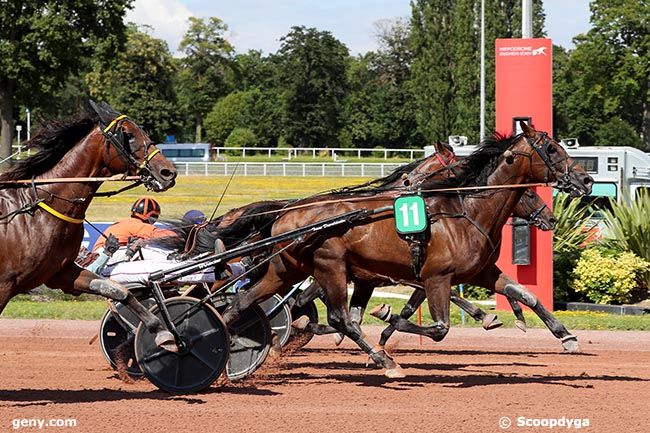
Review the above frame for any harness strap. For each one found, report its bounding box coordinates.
[103,114,128,133]
[37,202,84,224]
[136,148,160,174]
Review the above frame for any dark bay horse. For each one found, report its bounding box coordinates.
[295,185,557,342]
[220,123,593,377]
[0,101,179,349]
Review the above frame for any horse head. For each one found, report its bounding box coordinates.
[515,122,593,197]
[89,100,177,192]
[513,188,557,231]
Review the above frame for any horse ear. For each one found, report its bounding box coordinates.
[88,99,115,125]
[520,121,536,138]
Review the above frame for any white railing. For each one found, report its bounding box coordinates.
[211,146,425,160]
[174,162,407,177]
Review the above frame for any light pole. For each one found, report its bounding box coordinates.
[16,124,22,156]
[479,0,485,140]
[25,108,31,156]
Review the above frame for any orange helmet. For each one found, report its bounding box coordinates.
[131,197,161,223]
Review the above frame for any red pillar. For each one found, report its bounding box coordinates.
[494,38,554,311]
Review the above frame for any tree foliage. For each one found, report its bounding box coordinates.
[277,26,349,148]
[85,24,177,142]
[554,0,649,149]
[176,17,235,143]
[0,0,131,160]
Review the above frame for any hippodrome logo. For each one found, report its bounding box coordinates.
[498,46,547,57]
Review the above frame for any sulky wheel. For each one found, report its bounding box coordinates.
[288,299,319,348]
[134,296,230,393]
[259,294,293,347]
[99,298,155,377]
[211,294,272,381]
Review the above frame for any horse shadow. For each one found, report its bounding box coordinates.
[0,382,279,407]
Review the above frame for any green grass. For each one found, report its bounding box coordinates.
[2,300,108,320]
[3,296,649,330]
[314,297,650,331]
[88,175,370,221]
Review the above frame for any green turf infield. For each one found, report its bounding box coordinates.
[87,175,370,221]
[3,296,649,331]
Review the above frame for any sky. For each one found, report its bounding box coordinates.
[126,0,593,56]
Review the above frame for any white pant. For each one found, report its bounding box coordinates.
[100,246,244,286]
[100,246,212,285]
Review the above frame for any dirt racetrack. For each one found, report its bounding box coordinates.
[0,318,649,433]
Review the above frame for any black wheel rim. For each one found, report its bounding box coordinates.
[134,297,229,393]
[211,294,272,381]
[259,294,292,347]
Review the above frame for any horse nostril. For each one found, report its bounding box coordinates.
[160,168,177,180]
[583,176,594,185]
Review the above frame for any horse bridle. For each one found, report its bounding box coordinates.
[99,114,162,190]
[526,201,548,227]
[523,131,577,193]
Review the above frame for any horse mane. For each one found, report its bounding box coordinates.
[333,157,428,194]
[150,200,294,255]
[215,200,293,247]
[420,132,521,190]
[0,113,99,181]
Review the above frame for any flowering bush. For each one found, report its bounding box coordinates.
[571,248,650,304]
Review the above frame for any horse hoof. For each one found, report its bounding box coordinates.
[269,332,282,358]
[561,335,580,352]
[291,315,310,330]
[333,332,344,346]
[515,319,527,332]
[155,330,178,353]
[369,304,392,321]
[482,313,503,330]
[385,366,406,379]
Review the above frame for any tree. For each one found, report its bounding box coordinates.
[277,26,349,148]
[176,17,234,143]
[0,0,131,163]
[85,25,177,142]
[409,0,546,144]
[339,19,422,149]
[204,88,282,147]
[555,0,648,149]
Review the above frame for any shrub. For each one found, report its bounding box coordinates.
[552,192,595,301]
[225,127,258,149]
[600,192,650,291]
[571,248,650,304]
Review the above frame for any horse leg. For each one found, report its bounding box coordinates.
[331,281,374,346]
[506,295,528,332]
[450,288,502,330]
[371,276,452,345]
[377,288,426,347]
[492,272,579,352]
[46,263,177,351]
[313,251,404,378]
[294,279,324,308]
[0,285,15,315]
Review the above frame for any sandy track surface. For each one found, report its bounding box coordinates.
[0,319,649,433]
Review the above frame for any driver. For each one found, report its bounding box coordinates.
[92,197,176,254]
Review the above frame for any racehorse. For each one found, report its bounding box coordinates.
[220,123,593,377]
[294,185,557,341]
[0,101,179,350]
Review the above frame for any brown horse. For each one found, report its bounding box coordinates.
[293,142,556,335]
[0,101,179,349]
[221,123,593,377]
[295,185,557,341]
